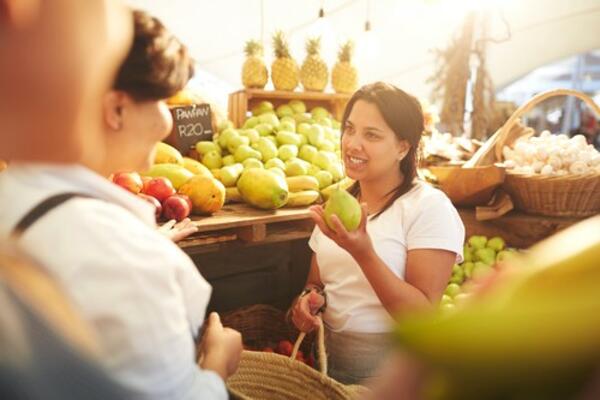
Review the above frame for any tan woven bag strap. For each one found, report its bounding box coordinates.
[290,314,327,375]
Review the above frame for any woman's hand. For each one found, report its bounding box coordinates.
[309,203,373,260]
[199,312,243,380]
[291,291,325,333]
[158,218,198,242]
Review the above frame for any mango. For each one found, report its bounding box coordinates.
[178,175,225,214]
[182,157,212,177]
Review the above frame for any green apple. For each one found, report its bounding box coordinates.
[243,116,260,129]
[219,163,244,187]
[227,134,250,154]
[463,244,474,262]
[258,112,280,129]
[487,236,506,252]
[311,106,330,120]
[256,137,278,161]
[462,261,475,278]
[444,283,461,298]
[285,158,309,176]
[234,144,262,163]
[222,154,236,166]
[251,100,274,115]
[307,124,325,147]
[265,158,285,170]
[278,144,298,161]
[468,235,488,250]
[243,158,264,169]
[314,170,333,189]
[201,150,222,169]
[195,140,221,156]
[218,120,235,132]
[475,248,496,265]
[268,167,285,178]
[276,104,294,118]
[299,144,318,163]
[472,262,494,280]
[289,100,306,114]
[276,120,296,133]
[297,122,312,136]
[217,128,238,149]
[276,131,302,146]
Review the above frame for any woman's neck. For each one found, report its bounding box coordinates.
[358,170,404,212]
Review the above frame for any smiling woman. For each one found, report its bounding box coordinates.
[290,82,465,385]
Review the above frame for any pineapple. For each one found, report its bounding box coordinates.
[300,37,329,92]
[271,31,299,91]
[331,40,358,94]
[242,39,268,89]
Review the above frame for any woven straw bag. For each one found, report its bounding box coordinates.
[467,89,600,217]
[222,305,368,400]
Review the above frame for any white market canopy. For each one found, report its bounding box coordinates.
[126,0,600,106]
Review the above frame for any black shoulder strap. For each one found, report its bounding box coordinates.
[12,193,92,238]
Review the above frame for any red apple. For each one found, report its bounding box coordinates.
[162,194,191,222]
[112,172,143,194]
[142,177,175,202]
[276,340,294,356]
[141,176,152,191]
[179,194,192,211]
[137,193,162,221]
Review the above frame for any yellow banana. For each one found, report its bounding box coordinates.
[182,157,212,177]
[285,190,320,207]
[285,175,319,192]
[320,177,354,201]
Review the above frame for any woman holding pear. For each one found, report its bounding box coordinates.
[290,82,464,384]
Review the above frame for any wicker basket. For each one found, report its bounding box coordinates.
[223,305,367,400]
[469,89,600,217]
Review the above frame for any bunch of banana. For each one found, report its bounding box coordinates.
[320,177,354,201]
[393,215,600,399]
[284,176,320,207]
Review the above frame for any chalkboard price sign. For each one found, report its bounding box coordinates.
[166,103,213,154]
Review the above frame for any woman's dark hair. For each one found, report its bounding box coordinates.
[114,10,194,101]
[341,82,424,219]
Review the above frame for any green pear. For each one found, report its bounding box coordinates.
[243,158,264,170]
[276,120,296,133]
[463,244,474,262]
[227,134,250,154]
[276,131,302,146]
[317,139,335,152]
[240,128,260,144]
[268,167,285,178]
[468,235,488,250]
[254,123,274,136]
[201,150,222,169]
[311,106,330,120]
[251,100,274,115]
[222,154,236,166]
[256,137,278,161]
[297,122,312,136]
[280,116,296,128]
[444,283,461,298]
[475,248,496,265]
[289,100,306,114]
[327,162,344,182]
[307,164,321,176]
[218,120,235,132]
[312,150,332,170]
[314,170,333,189]
[440,294,453,306]
[293,112,314,125]
[285,158,309,177]
[315,116,333,128]
[234,144,262,163]
[324,188,361,232]
[217,128,238,149]
[276,104,294,118]
[278,144,298,161]
[264,158,286,170]
[299,144,318,163]
[195,140,221,156]
[308,124,325,146]
[219,163,244,187]
[487,236,506,252]
[472,262,494,280]
[496,249,517,263]
[258,113,280,129]
[332,120,341,129]
[265,136,278,147]
[243,116,260,129]
[463,261,475,278]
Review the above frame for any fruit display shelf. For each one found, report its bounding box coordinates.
[177,205,587,255]
[228,89,351,128]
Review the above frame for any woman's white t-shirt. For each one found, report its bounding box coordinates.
[309,181,465,333]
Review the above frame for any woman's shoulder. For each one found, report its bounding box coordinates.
[395,180,452,209]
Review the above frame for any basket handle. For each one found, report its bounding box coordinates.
[465,89,600,167]
[494,88,600,161]
[290,315,327,375]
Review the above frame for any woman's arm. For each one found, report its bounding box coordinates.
[290,255,325,332]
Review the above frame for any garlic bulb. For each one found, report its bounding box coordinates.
[569,161,588,174]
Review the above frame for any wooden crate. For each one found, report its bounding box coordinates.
[228,89,351,128]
